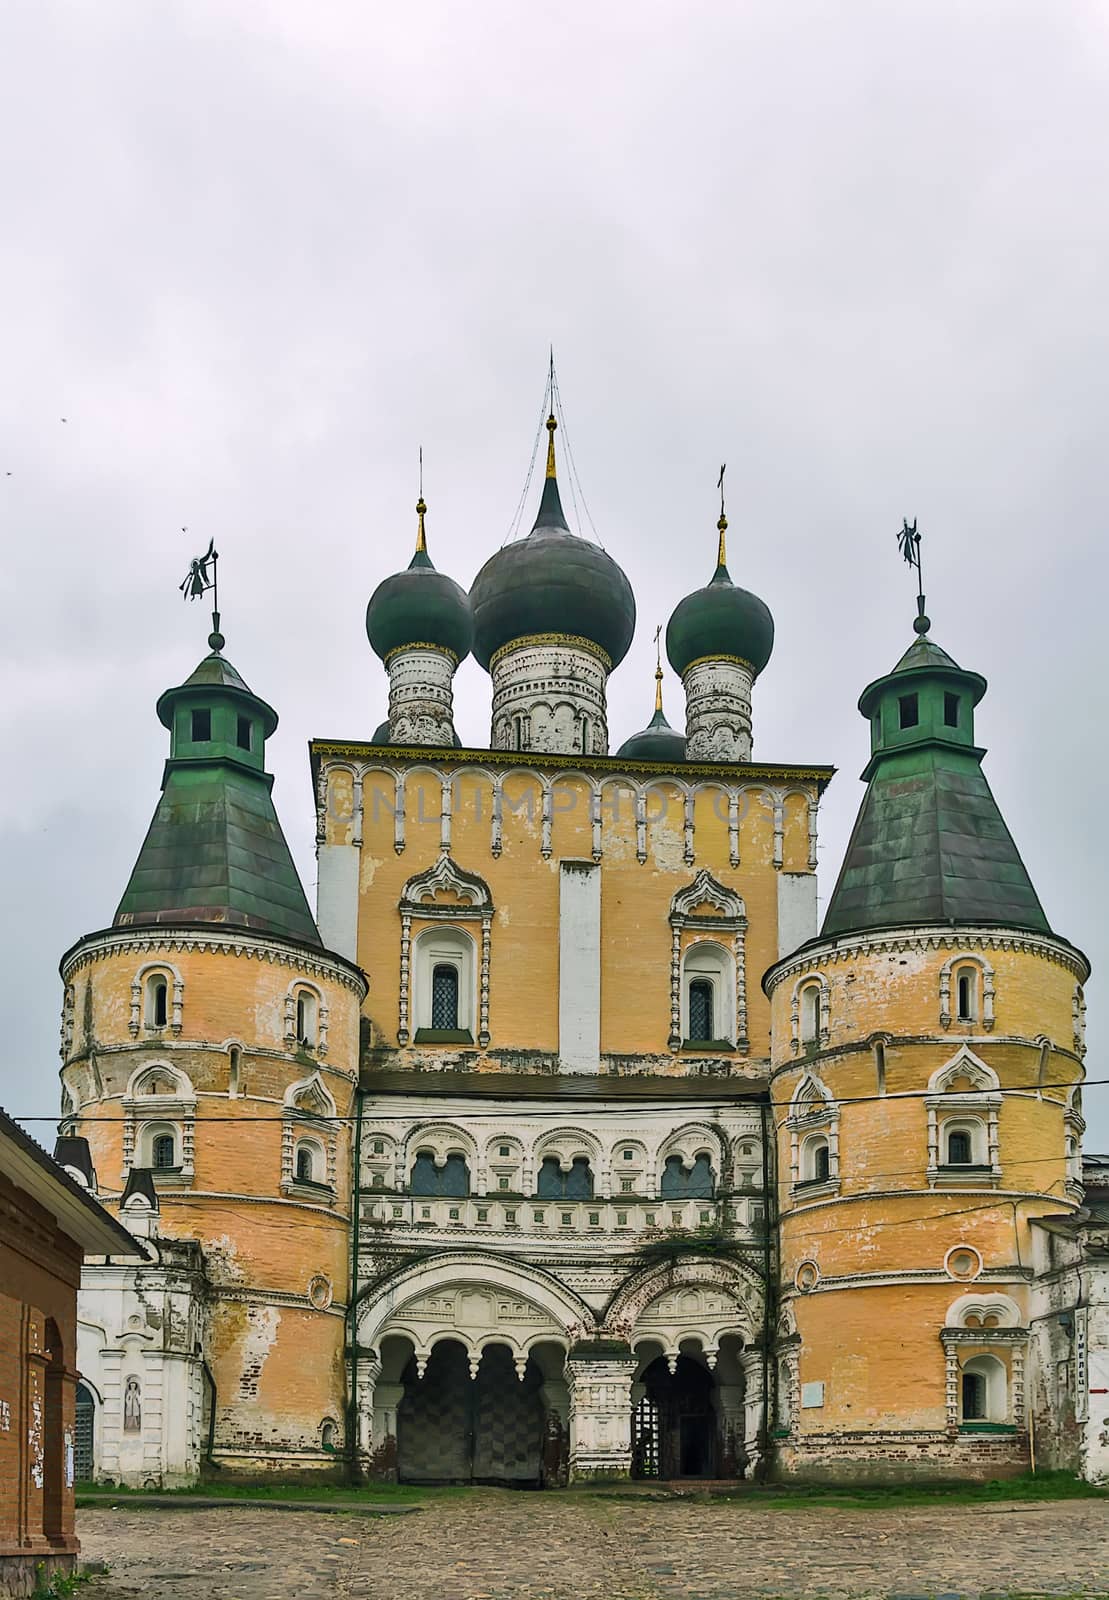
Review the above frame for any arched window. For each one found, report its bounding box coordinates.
[800,984,821,1046]
[800,1135,830,1184]
[409,1150,470,1197]
[152,1132,176,1170]
[947,1129,973,1166]
[296,1145,315,1183]
[961,1354,1007,1423]
[321,1420,336,1451]
[681,942,734,1046]
[956,968,978,1023]
[660,1153,715,1199]
[688,980,714,1044]
[431,964,459,1031]
[537,1156,594,1200]
[145,974,168,1029]
[413,928,476,1040]
[295,990,318,1048]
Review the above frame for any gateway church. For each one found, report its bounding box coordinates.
[54,395,1103,1488]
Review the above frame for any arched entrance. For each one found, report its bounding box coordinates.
[632,1354,718,1479]
[396,1340,547,1485]
[74,1382,96,1482]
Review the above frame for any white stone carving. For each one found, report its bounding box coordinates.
[386,645,459,747]
[682,657,755,763]
[490,638,611,756]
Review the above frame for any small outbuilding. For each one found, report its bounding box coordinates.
[0,1108,139,1598]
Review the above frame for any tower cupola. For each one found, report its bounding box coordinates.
[822,612,1049,938]
[616,647,686,764]
[469,410,636,755]
[366,491,473,746]
[665,493,774,762]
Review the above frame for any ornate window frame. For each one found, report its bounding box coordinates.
[282,1072,339,1201]
[668,870,748,1054]
[786,1070,840,1199]
[122,1063,196,1185]
[129,960,184,1039]
[939,953,995,1031]
[940,1320,1026,1432]
[926,1045,1002,1189]
[284,978,328,1056]
[398,856,493,1047]
[789,971,830,1055]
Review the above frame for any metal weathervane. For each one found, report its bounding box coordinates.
[897,517,930,635]
[180,538,224,652]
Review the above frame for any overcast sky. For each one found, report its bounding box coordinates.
[2,1,1106,1146]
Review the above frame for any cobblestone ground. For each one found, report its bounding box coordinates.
[78,1493,1109,1600]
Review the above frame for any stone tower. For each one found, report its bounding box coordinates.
[764,613,1089,1480]
[60,633,366,1482]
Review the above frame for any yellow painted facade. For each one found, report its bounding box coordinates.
[60,931,366,1476]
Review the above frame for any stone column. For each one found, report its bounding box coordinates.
[682,657,755,762]
[355,1356,382,1458]
[566,1355,639,1480]
[366,1382,404,1480]
[740,1349,767,1477]
[386,645,458,746]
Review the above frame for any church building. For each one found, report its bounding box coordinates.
[55,394,1099,1487]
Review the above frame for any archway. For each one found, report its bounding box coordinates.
[632,1354,718,1479]
[74,1382,96,1482]
[396,1340,547,1485]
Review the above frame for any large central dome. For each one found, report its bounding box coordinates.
[469,417,636,671]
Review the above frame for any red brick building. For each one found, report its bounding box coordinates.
[0,1110,138,1598]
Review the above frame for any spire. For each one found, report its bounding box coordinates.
[654,622,664,713]
[410,448,433,570]
[532,409,570,533]
[712,464,731,584]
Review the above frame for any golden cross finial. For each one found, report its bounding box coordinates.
[716,463,728,568]
[545,412,558,479]
[653,623,663,712]
[415,445,427,552]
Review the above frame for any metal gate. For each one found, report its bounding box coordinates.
[397,1341,544,1484]
[74,1383,95,1481]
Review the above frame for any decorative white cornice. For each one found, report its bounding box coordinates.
[765,925,1090,993]
[488,633,614,673]
[61,926,367,997]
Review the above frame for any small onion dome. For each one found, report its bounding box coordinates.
[469,415,636,672]
[617,667,686,762]
[666,512,774,678]
[366,497,473,664]
[371,717,463,748]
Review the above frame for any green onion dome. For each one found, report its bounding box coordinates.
[666,514,774,678]
[366,498,473,664]
[469,416,636,672]
[616,669,686,762]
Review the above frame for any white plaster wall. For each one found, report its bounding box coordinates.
[682,658,754,762]
[777,872,818,958]
[387,646,456,746]
[317,843,359,961]
[559,861,601,1073]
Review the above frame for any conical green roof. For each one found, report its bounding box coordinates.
[822,625,1050,938]
[114,647,321,946]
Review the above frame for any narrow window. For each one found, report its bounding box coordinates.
[296,1146,314,1182]
[947,1129,973,1166]
[944,692,960,728]
[191,708,211,741]
[688,979,714,1042]
[898,694,919,730]
[956,970,977,1022]
[146,975,168,1029]
[321,1421,336,1451]
[431,964,459,1030]
[813,1143,830,1183]
[800,984,821,1045]
[687,1153,715,1198]
[962,1370,987,1421]
[296,991,317,1047]
[236,715,253,751]
[660,1154,688,1199]
[152,1133,176,1170]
